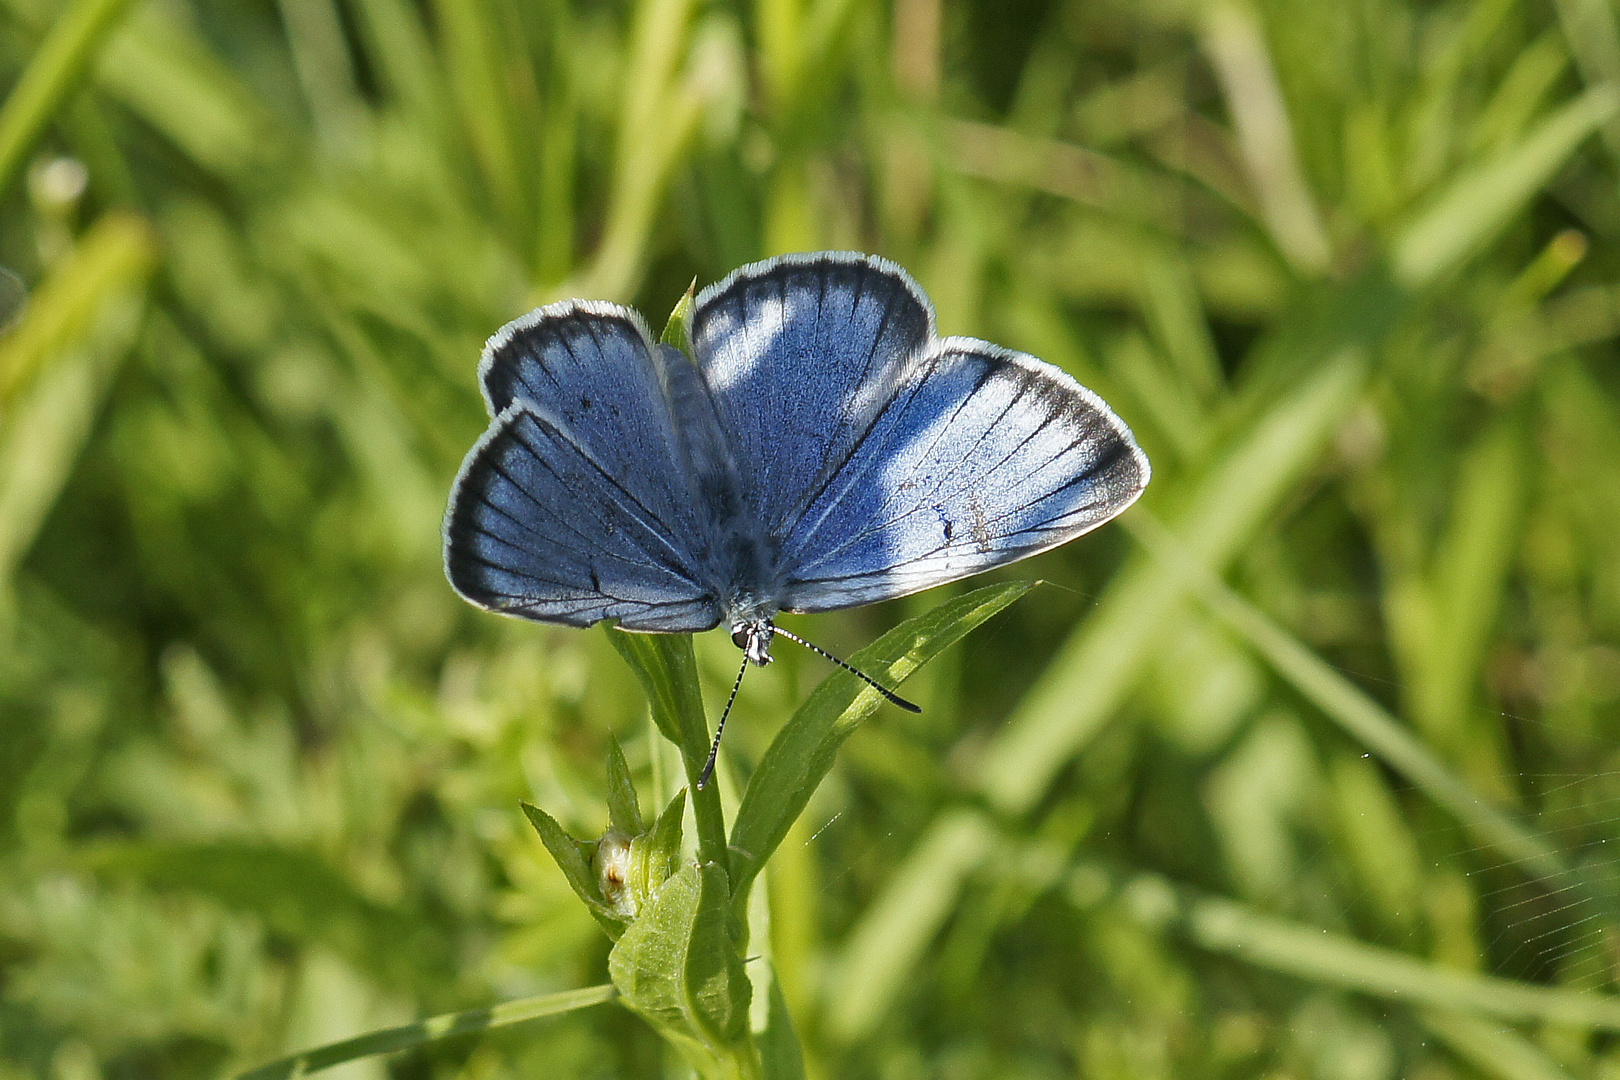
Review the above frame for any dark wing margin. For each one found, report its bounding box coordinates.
[689,252,934,536]
[776,338,1149,612]
[444,403,722,633]
[479,299,658,417]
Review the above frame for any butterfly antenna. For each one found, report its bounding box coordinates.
[698,654,750,789]
[770,626,922,713]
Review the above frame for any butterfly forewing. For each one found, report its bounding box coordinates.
[445,406,721,630]
[778,339,1148,612]
[691,253,933,536]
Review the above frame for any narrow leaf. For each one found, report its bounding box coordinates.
[758,968,808,1080]
[822,809,995,1042]
[605,736,644,836]
[95,4,275,179]
[660,278,697,354]
[234,984,617,1079]
[0,214,153,592]
[1183,884,1620,1029]
[607,629,728,868]
[521,802,628,939]
[1128,517,1607,913]
[1420,1008,1577,1080]
[630,788,686,904]
[0,210,155,405]
[729,581,1032,914]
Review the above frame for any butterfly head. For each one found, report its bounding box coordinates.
[730,619,775,666]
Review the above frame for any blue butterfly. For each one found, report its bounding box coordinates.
[444,252,1148,782]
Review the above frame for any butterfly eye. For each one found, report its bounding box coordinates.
[730,625,751,651]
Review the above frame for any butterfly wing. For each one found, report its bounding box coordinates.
[776,339,1148,612]
[445,306,721,632]
[689,253,934,536]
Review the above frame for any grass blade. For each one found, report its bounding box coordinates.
[433,0,533,235]
[95,4,273,180]
[1129,514,1600,906]
[1062,856,1620,1033]
[0,212,153,592]
[0,209,154,404]
[979,350,1366,814]
[1393,84,1620,286]
[1200,0,1331,273]
[1420,1009,1578,1080]
[1179,884,1620,1029]
[822,809,995,1042]
[233,984,618,1079]
[0,0,132,199]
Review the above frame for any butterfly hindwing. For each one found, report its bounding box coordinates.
[445,406,722,631]
[777,339,1148,612]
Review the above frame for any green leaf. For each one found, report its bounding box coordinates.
[630,788,687,906]
[660,278,697,355]
[607,628,728,868]
[0,209,155,406]
[1179,880,1620,1030]
[605,736,645,836]
[234,984,617,1079]
[432,0,536,236]
[94,3,277,180]
[609,861,753,1061]
[521,801,629,940]
[1387,415,1528,751]
[727,581,1032,918]
[1420,1008,1577,1080]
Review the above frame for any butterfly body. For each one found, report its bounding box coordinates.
[444,252,1148,667]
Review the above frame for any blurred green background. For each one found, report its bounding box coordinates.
[5,0,1620,1076]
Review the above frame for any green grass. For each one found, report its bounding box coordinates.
[5,0,1620,1076]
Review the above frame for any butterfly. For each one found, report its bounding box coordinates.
[444,252,1149,783]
